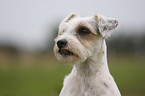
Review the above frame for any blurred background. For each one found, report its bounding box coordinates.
[0,0,145,96]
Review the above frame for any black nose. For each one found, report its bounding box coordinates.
[57,39,68,49]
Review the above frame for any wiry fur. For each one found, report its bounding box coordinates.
[54,13,121,96]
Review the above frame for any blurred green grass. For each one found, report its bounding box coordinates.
[0,54,145,96]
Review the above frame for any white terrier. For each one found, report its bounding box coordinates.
[54,13,121,96]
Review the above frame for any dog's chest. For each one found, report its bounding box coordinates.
[73,77,97,96]
[60,75,105,96]
[59,72,121,96]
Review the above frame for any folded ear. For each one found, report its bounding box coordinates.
[94,14,118,38]
[63,13,78,22]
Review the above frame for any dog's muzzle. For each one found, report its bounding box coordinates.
[57,39,74,56]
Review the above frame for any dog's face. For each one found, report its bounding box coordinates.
[54,13,118,64]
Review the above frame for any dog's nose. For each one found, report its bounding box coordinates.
[57,39,68,49]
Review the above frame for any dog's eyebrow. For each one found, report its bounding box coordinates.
[75,22,97,35]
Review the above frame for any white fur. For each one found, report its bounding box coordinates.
[54,13,121,96]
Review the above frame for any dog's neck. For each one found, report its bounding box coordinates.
[73,40,110,77]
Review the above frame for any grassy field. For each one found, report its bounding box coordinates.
[0,53,145,96]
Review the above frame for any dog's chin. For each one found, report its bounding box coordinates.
[58,49,74,57]
[55,49,82,64]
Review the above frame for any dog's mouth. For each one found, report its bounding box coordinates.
[59,48,74,56]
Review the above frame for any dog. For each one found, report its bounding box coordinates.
[54,13,121,96]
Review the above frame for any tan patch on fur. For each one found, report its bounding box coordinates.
[75,22,100,48]
[80,34,100,48]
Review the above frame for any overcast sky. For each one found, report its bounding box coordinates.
[0,0,145,51]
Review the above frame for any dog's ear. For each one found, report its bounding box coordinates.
[63,13,78,22]
[94,14,118,38]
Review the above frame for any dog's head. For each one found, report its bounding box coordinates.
[54,13,118,64]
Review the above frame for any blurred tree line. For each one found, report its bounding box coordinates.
[0,29,145,56]
[106,31,145,55]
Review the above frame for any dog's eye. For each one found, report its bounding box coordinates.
[78,27,91,36]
